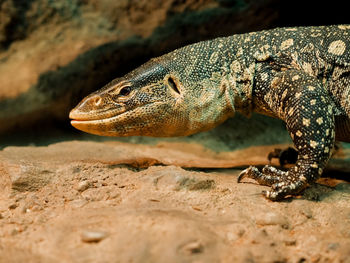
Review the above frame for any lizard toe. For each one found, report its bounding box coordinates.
[238,165,286,186]
[263,180,307,201]
[237,166,253,183]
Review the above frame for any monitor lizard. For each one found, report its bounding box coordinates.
[70,25,350,201]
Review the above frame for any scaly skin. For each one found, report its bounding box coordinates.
[70,25,350,201]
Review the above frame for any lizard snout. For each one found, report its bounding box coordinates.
[69,94,103,121]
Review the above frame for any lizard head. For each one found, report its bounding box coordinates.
[70,58,184,137]
[70,52,234,137]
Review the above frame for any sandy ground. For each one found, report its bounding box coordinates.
[0,141,349,263]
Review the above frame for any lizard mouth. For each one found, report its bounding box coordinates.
[69,107,126,122]
[69,102,165,136]
[70,110,126,127]
[70,115,121,125]
[70,111,132,136]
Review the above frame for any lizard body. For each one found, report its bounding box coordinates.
[70,25,350,200]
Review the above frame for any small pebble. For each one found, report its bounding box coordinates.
[328,243,340,250]
[81,230,108,243]
[226,232,239,242]
[8,203,18,210]
[255,212,289,228]
[191,206,202,211]
[284,239,297,246]
[77,180,91,192]
[182,241,203,254]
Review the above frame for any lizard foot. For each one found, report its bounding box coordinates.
[238,165,307,201]
[237,165,287,186]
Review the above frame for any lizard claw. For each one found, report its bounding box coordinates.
[261,180,306,201]
[237,165,307,201]
[237,166,253,183]
[262,190,280,201]
[237,165,282,186]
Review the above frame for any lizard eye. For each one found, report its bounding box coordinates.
[119,86,131,96]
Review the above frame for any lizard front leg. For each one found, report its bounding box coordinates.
[238,70,335,200]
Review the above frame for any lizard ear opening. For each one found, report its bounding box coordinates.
[166,76,180,95]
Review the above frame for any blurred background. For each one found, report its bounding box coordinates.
[0,0,348,149]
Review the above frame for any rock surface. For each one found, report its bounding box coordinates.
[0,141,349,262]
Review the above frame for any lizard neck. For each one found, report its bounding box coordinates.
[163,34,255,119]
[224,45,255,117]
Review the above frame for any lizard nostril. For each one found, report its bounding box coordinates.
[93,96,102,106]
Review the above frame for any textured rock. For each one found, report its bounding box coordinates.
[0,140,349,262]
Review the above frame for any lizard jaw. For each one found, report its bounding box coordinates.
[70,114,135,137]
[69,102,170,137]
[70,118,117,136]
[70,110,134,136]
